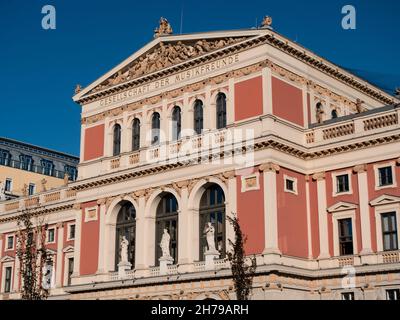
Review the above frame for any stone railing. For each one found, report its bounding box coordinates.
[110,158,120,169]
[0,187,77,214]
[306,109,400,145]
[380,251,399,264]
[338,256,354,267]
[129,152,139,165]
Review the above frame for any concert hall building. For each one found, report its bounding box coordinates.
[1,18,400,300]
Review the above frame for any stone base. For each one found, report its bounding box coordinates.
[204,250,220,270]
[159,256,174,275]
[118,261,132,279]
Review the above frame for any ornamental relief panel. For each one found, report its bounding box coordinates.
[89,37,248,95]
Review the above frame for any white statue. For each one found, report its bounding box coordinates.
[160,228,171,257]
[205,222,217,252]
[120,236,129,263]
[0,181,6,201]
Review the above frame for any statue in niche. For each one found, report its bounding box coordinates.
[356,98,365,113]
[0,181,6,201]
[41,178,47,192]
[21,184,28,196]
[120,236,129,263]
[63,172,69,186]
[160,228,171,257]
[316,102,324,124]
[204,222,217,252]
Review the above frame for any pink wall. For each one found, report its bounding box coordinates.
[272,77,304,127]
[84,124,105,161]
[234,76,263,121]
[236,169,265,255]
[80,201,100,276]
[276,168,309,258]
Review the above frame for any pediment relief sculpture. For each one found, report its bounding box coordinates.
[89,37,247,94]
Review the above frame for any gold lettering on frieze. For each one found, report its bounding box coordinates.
[99,53,240,108]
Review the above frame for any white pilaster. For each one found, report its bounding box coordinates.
[354,165,373,254]
[262,67,273,115]
[72,205,82,280]
[305,175,313,259]
[313,172,330,259]
[226,172,237,253]
[55,223,64,288]
[97,201,106,274]
[178,186,190,266]
[260,163,281,255]
[135,195,147,271]
[227,78,235,125]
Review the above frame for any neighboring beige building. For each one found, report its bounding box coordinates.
[0,137,79,199]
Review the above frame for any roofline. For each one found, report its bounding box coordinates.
[0,137,79,161]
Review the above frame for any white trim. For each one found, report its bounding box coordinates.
[374,162,397,191]
[5,234,14,251]
[327,201,358,213]
[332,210,358,257]
[283,174,298,195]
[370,194,400,207]
[46,227,56,244]
[241,172,260,192]
[67,223,76,241]
[331,170,353,196]
[373,203,400,252]
[63,252,75,287]
[5,178,13,192]
[1,262,13,294]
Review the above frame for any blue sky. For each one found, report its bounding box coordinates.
[0,0,399,156]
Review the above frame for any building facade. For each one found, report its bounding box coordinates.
[1,19,400,300]
[0,137,79,200]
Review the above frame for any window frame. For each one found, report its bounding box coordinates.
[112,123,122,156]
[374,204,400,252]
[193,99,204,135]
[131,118,141,151]
[151,112,161,145]
[2,265,13,293]
[332,210,358,257]
[341,292,355,300]
[216,92,227,129]
[332,170,353,196]
[374,162,397,190]
[381,212,398,251]
[67,223,76,241]
[5,178,12,192]
[386,288,400,300]
[283,175,298,195]
[46,228,56,244]
[28,183,35,196]
[5,235,14,251]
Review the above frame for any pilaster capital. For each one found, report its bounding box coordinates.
[259,162,280,173]
[353,164,367,174]
[396,158,400,165]
[72,203,81,210]
[133,189,146,198]
[97,198,107,205]
[56,222,63,229]
[222,170,236,180]
[312,172,325,181]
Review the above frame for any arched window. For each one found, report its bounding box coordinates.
[193,100,204,135]
[331,109,338,119]
[155,193,178,265]
[199,184,225,261]
[132,118,140,151]
[115,202,136,270]
[113,124,121,156]
[172,106,181,141]
[151,112,160,145]
[216,93,227,129]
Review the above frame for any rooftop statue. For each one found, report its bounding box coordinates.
[154,17,173,38]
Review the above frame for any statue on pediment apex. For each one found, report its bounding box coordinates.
[154,17,173,38]
[261,16,273,28]
[74,84,82,94]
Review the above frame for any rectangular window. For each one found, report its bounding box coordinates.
[19,154,33,171]
[6,236,14,250]
[28,183,35,196]
[286,179,294,192]
[378,166,393,186]
[41,159,54,176]
[47,228,55,243]
[338,218,353,255]
[336,174,349,193]
[68,224,75,240]
[386,289,400,300]
[4,267,12,293]
[67,258,74,286]
[5,178,12,192]
[382,212,398,251]
[341,292,354,300]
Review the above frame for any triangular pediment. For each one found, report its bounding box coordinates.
[0,255,15,263]
[327,201,358,213]
[73,30,265,101]
[46,248,57,256]
[370,194,400,206]
[63,245,74,253]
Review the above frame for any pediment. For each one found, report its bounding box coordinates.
[63,245,74,253]
[46,248,57,256]
[0,255,15,263]
[327,201,358,213]
[370,194,400,207]
[74,30,263,101]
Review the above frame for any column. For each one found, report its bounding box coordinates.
[226,171,237,252]
[262,66,273,115]
[227,78,235,125]
[71,204,82,282]
[302,85,309,127]
[312,172,330,259]
[353,164,373,255]
[305,175,313,259]
[55,222,64,288]
[259,162,281,256]
[134,193,147,276]
[96,199,107,274]
[181,93,191,138]
[177,181,191,271]
[121,112,130,154]
[13,256,20,292]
